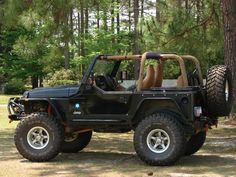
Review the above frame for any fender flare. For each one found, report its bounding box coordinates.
[131,97,190,125]
[21,98,63,120]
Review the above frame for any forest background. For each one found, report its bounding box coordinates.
[0,0,235,112]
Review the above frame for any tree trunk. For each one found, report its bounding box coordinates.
[70,8,73,39]
[31,76,38,89]
[80,0,85,56]
[85,2,89,34]
[84,2,89,55]
[102,9,108,31]
[156,0,160,22]
[64,39,70,69]
[39,77,43,87]
[111,0,115,33]
[196,0,201,24]
[77,11,81,56]
[133,2,140,49]
[63,13,70,69]
[141,0,144,18]
[116,0,120,52]
[70,8,74,60]
[0,24,2,55]
[185,0,188,12]
[133,0,140,79]
[116,0,120,35]
[222,0,236,111]
[96,3,100,28]
[128,0,131,33]
[177,0,182,9]
[111,0,115,44]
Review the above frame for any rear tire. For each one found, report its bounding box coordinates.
[185,131,206,156]
[61,131,92,153]
[134,113,186,166]
[14,113,64,162]
[206,65,233,116]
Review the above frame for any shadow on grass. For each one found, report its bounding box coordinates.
[0,129,21,162]
[24,152,236,177]
[25,135,236,177]
[1,129,236,177]
[202,134,236,154]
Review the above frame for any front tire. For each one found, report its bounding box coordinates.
[61,131,92,153]
[14,113,64,162]
[185,131,206,156]
[134,113,186,166]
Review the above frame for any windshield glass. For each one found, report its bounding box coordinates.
[93,60,115,76]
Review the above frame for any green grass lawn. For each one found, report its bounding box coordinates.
[0,94,20,104]
[0,106,18,129]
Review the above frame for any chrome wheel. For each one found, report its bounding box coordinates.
[27,126,50,150]
[225,80,229,102]
[146,129,170,153]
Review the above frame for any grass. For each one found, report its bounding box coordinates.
[0,94,20,104]
[0,107,18,129]
[0,106,236,176]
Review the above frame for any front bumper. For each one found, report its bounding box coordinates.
[8,97,25,121]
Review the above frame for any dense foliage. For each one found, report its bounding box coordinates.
[0,0,224,91]
[4,79,26,94]
[45,69,79,87]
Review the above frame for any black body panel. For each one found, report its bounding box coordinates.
[23,86,199,126]
[9,55,205,135]
[26,86,80,98]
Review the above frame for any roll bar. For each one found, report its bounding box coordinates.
[180,55,203,86]
[137,53,188,91]
[80,52,203,92]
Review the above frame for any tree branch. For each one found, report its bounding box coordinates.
[163,4,216,46]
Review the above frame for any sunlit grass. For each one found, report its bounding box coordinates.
[0,95,20,104]
[0,106,236,177]
[0,107,18,129]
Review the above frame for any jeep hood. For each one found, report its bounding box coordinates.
[23,85,80,98]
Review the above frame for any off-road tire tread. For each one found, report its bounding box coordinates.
[185,131,206,156]
[206,65,232,116]
[14,113,64,162]
[61,131,92,153]
[134,113,186,166]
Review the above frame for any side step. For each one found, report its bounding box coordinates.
[72,114,129,124]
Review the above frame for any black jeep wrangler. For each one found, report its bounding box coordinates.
[8,52,233,166]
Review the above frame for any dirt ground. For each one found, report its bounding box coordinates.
[1,106,236,177]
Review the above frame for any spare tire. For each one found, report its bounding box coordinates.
[206,65,233,117]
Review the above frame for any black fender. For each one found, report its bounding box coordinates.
[21,98,63,121]
[131,98,192,126]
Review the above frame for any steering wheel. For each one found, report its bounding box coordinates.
[104,75,118,91]
[95,75,117,91]
[95,76,107,90]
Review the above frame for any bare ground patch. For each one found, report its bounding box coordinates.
[1,105,236,177]
[1,121,236,177]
